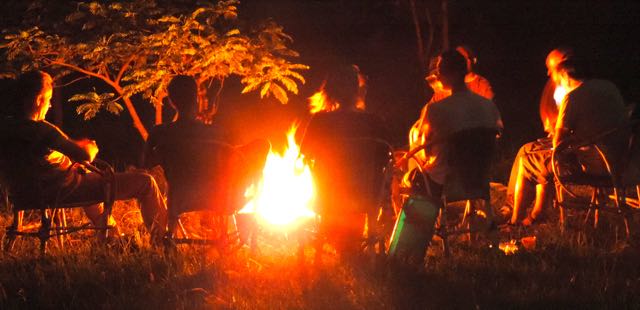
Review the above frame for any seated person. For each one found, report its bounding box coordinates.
[0,71,167,243]
[508,52,629,226]
[301,65,391,256]
[506,47,571,225]
[409,45,495,166]
[143,75,269,233]
[409,50,502,200]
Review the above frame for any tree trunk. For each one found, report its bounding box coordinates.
[441,0,449,51]
[122,95,149,141]
[409,0,426,75]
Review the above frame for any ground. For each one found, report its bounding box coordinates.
[1,189,640,309]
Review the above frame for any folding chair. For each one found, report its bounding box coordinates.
[311,137,394,260]
[2,159,116,255]
[156,139,255,251]
[394,127,498,257]
[552,119,640,236]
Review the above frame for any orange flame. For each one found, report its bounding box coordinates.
[553,85,567,106]
[240,125,316,229]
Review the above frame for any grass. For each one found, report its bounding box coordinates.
[1,195,640,309]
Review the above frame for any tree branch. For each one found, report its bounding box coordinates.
[116,53,138,84]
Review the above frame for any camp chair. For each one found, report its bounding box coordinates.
[397,127,498,257]
[2,159,116,255]
[552,119,640,236]
[311,137,394,260]
[156,139,259,251]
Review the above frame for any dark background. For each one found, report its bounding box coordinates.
[5,0,640,179]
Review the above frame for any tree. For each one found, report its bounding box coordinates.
[1,0,308,140]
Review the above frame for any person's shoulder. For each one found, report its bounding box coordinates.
[586,79,620,92]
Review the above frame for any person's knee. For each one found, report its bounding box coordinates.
[134,172,161,195]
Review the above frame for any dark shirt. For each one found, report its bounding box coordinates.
[144,119,231,169]
[0,117,88,197]
[301,108,391,213]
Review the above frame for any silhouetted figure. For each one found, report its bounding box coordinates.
[508,50,629,225]
[506,48,572,225]
[144,75,269,237]
[408,50,502,198]
[301,65,392,258]
[0,71,167,243]
[410,45,495,165]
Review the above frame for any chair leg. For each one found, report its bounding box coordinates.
[3,210,22,252]
[555,183,566,233]
[612,186,631,239]
[39,210,52,256]
[439,205,450,257]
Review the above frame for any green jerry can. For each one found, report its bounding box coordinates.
[388,194,439,263]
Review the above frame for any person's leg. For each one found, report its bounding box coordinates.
[510,146,553,225]
[62,171,167,241]
[112,172,167,241]
[530,183,549,220]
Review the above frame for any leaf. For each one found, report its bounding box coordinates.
[225,29,240,36]
[105,101,124,115]
[260,82,271,98]
[269,84,288,104]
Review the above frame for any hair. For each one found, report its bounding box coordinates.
[455,45,477,72]
[12,70,52,117]
[438,50,468,82]
[167,75,198,115]
[555,52,590,80]
[324,64,359,108]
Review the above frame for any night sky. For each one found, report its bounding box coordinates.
[4,0,640,173]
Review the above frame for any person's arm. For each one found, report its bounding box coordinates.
[142,128,160,169]
[553,96,573,149]
[42,121,96,163]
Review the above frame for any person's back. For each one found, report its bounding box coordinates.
[422,78,501,185]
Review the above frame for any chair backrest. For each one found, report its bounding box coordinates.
[155,139,245,217]
[443,127,497,202]
[312,137,393,213]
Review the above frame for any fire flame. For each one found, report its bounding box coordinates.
[240,125,316,229]
[553,85,567,106]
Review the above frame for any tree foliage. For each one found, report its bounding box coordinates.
[1,0,308,140]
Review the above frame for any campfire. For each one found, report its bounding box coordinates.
[240,125,316,230]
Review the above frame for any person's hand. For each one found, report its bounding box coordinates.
[77,139,99,162]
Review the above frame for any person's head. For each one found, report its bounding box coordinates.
[554,57,587,91]
[436,50,468,91]
[324,64,360,109]
[14,70,53,120]
[167,75,198,118]
[455,45,477,73]
[546,47,572,79]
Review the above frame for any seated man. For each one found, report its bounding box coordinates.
[506,47,571,225]
[0,71,167,243]
[409,45,496,167]
[144,75,269,234]
[301,65,392,257]
[413,50,502,200]
[508,52,629,225]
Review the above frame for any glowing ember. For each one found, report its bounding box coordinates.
[553,85,568,106]
[240,125,316,229]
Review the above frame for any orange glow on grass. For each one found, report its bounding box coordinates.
[240,125,316,229]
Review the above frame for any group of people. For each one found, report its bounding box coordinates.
[404,45,632,234]
[0,44,633,253]
[0,71,267,245]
